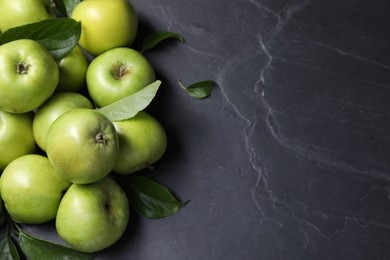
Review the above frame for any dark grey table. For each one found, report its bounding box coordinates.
[26,0,390,259]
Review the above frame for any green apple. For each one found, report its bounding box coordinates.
[56,176,130,253]
[0,179,5,227]
[56,46,89,93]
[113,111,167,174]
[0,39,59,113]
[86,47,155,107]
[0,154,71,224]
[0,0,56,32]
[0,110,36,171]
[33,92,94,151]
[71,0,138,56]
[46,108,119,184]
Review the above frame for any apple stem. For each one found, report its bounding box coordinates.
[113,64,129,79]
[119,66,126,78]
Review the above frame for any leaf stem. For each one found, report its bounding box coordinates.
[177,78,187,90]
[12,221,21,236]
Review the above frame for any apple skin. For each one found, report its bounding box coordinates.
[0,0,56,32]
[56,176,130,253]
[0,39,59,113]
[46,108,119,184]
[113,111,167,174]
[0,154,71,224]
[0,110,36,171]
[56,46,89,93]
[71,0,138,56]
[86,47,155,107]
[33,92,94,152]
[0,179,5,227]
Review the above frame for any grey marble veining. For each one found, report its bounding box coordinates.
[101,0,390,259]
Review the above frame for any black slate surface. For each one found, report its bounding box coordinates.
[21,0,390,259]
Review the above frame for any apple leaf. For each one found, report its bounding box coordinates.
[0,18,81,60]
[18,229,94,260]
[124,175,190,219]
[54,0,82,17]
[141,31,184,52]
[178,79,215,99]
[53,0,68,17]
[96,80,161,121]
[0,233,20,260]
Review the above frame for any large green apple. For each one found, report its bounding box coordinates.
[56,46,89,93]
[0,154,71,224]
[86,47,155,107]
[56,176,130,253]
[46,108,119,184]
[0,110,36,171]
[71,0,138,56]
[0,39,59,113]
[33,92,94,151]
[113,111,167,174]
[0,0,56,32]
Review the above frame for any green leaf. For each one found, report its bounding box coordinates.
[65,0,82,17]
[0,18,81,60]
[178,79,215,99]
[141,31,184,52]
[0,233,20,260]
[53,0,68,17]
[18,229,94,260]
[124,175,190,219]
[96,80,161,121]
[55,0,82,17]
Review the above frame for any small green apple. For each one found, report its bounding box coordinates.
[56,176,130,253]
[86,47,155,107]
[113,111,167,174]
[56,46,89,93]
[46,108,119,184]
[33,92,94,151]
[0,154,71,224]
[0,0,56,32]
[71,0,138,56]
[0,179,5,227]
[0,110,36,171]
[0,39,59,113]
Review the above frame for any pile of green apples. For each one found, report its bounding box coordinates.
[0,0,168,253]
